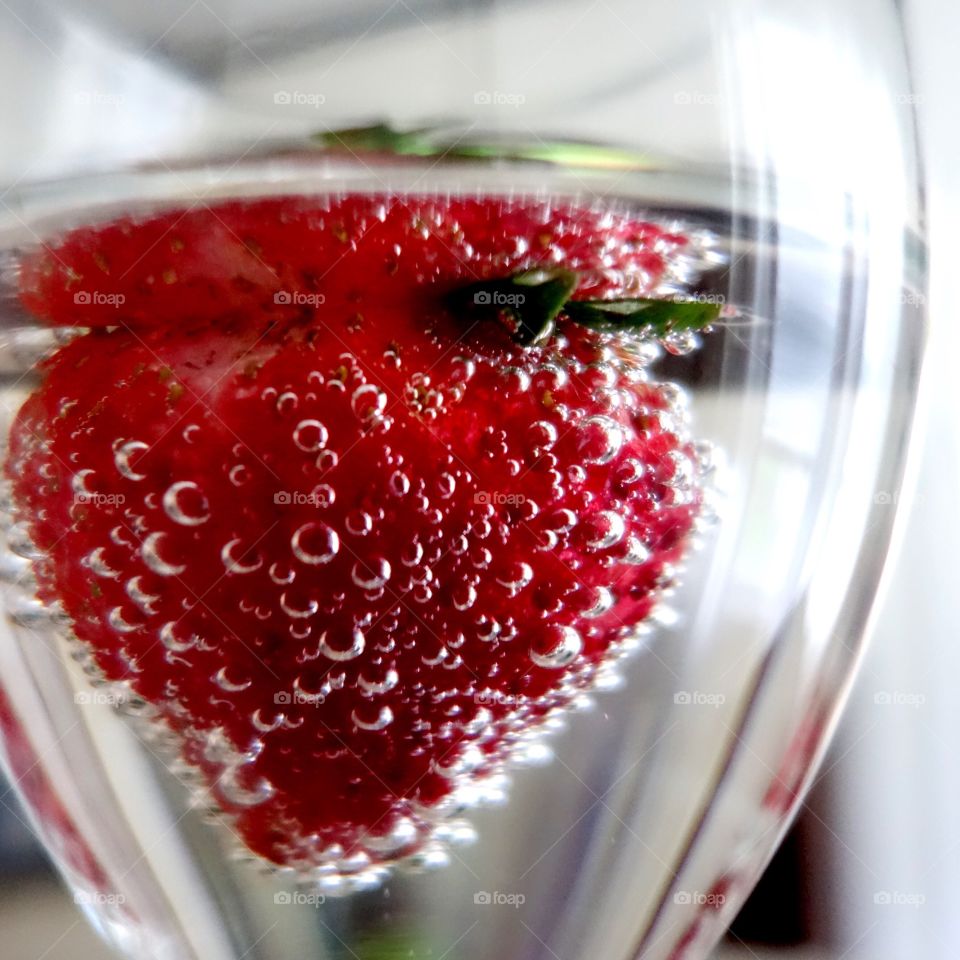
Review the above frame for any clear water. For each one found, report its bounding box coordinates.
[0,160,925,960]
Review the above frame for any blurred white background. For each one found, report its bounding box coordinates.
[0,0,955,957]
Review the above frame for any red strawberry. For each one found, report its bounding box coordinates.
[8,196,707,884]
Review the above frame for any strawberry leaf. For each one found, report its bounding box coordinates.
[446,269,578,345]
[563,297,721,337]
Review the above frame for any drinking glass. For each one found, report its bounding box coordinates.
[0,1,926,958]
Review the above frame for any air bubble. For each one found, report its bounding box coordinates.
[453,584,477,611]
[318,628,365,661]
[214,667,252,692]
[351,705,394,731]
[291,523,339,565]
[276,391,298,414]
[114,440,149,481]
[496,562,533,595]
[352,384,387,421]
[389,471,411,496]
[125,577,159,615]
[578,415,624,465]
[107,606,140,633]
[142,532,186,576]
[218,767,275,807]
[623,536,651,565]
[160,621,199,652]
[351,557,391,590]
[662,329,700,355]
[358,670,399,695]
[221,538,263,574]
[280,591,319,619]
[583,511,626,550]
[269,563,295,585]
[293,419,328,452]
[85,547,120,579]
[530,625,582,669]
[71,469,96,497]
[163,481,210,526]
[345,511,373,536]
[229,464,250,487]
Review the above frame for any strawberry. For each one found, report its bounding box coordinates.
[8,196,709,884]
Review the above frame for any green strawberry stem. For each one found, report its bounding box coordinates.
[448,269,722,345]
[447,269,578,345]
[564,297,721,338]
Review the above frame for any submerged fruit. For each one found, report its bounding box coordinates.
[8,195,708,881]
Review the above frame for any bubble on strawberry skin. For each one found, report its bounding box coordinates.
[530,625,583,669]
[577,415,624,465]
[317,627,366,662]
[141,531,186,576]
[292,419,328,452]
[351,705,394,731]
[159,621,200,652]
[113,440,149,481]
[221,537,264,574]
[290,522,339,565]
[162,481,210,526]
